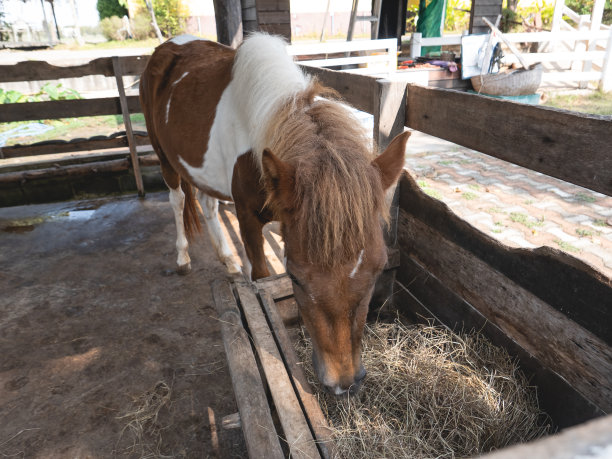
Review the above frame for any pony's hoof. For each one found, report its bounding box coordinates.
[177,263,192,275]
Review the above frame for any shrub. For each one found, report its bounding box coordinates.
[153,0,189,37]
[97,0,128,20]
[131,12,154,40]
[100,16,125,41]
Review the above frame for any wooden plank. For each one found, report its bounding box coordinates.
[0,56,149,83]
[0,133,150,159]
[394,261,604,428]
[0,158,131,184]
[0,96,142,123]
[405,84,612,196]
[300,66,378,114]
[234,281,321,459]
[213,0,243,48]
[480,414,612,459]
[473,4,503,16]
[397,174,612,412]
[255,273,293,300]
[258,23,291,41]
[259,289,335,459]
[398,173,612,344]
[113,56,144,197]
[211,281,285,458]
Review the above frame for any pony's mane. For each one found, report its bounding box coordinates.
[264,83,387,267]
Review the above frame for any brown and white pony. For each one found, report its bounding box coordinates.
[140,33,410,395]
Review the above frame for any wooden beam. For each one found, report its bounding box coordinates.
[405,84,612,196]
[397,173,612,412]
[113,56,144,197]
[0,133,150,159]
[259,289,335,459]
[213,0,244,48]
[300,66,378,114]
[211,281,284,458]
[0,96,142,123]
[0,56,149,83]
[234,281,320,459]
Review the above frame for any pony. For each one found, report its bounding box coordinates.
[140,33,410,395]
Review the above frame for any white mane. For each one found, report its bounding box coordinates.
[231,33,310,163]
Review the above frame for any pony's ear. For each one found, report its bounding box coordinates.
[372,131,410,190]
[261,148,296,211]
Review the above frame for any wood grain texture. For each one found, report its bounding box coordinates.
[259,290,335,459]
[300,66,378,114]
[234,281,321,459]
[398,173,612,344]
[0,133,150,159]
[0,158,131,183]
[394,261,604,428]
[0,96,142,123]
[0,55,149,83]
[405,84,612,196]
[480,414,612,459]
[397,175,612,412]
[211,281,284,459]
[255,273,293,300]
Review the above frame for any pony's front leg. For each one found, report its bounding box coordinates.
[198,193,242,275]
[168,185,192,275]
[235,201,270,281]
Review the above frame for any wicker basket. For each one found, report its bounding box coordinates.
[471,64,543,96]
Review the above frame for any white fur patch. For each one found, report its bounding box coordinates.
[350,250,364,278]
[170,34,202,45]
[178,33,309,198]
[165,72,190,125]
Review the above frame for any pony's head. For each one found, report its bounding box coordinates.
[261,109,410,395]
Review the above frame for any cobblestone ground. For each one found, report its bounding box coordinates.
[404,131,612,278]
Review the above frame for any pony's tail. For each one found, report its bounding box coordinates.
[181,181,203,241]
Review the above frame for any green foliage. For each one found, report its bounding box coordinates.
[131,12,154,40]
[0,84,82,104]
[97,0,128,20]
[564,0,612,24]
[444,0,471,32]
[153,0,189,37]
[100,16,125,41]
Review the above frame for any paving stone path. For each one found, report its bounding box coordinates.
[404,131,612,278]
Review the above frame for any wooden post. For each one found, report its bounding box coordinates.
[144,0,164,44]
[213,0,244,48]
[599,27,612,92]
[112,56,145,197]
[371,79,408,311]
[240,0,257,33]
[410,32,422,57]
[211,281,285,458]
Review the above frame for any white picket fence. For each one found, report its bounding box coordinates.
[409,28,612,91]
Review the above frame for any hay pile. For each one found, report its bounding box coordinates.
[296,321,551,458]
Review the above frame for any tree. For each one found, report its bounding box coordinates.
[153,0,189,37]
[97,0,128,20]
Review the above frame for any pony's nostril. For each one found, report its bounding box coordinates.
[355,368,367,384]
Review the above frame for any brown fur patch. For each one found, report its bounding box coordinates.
[264,83,386,267]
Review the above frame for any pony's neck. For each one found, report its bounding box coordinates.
[231,33,310,163]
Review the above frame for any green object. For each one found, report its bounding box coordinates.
[416,0,446,55]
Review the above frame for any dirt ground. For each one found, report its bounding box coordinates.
[0,192,248,458]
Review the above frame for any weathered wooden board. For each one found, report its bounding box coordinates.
[0,96,142,123]
[481,414,612,459]
[405,84,612,196]
[211,281,284,458]
[0,55,149,83]
[397,173,612,413]
[0,132,150,159]
[300,66,379,114]
[394,260,604,427]
[234,281,321,459]
[259,289,335,459]
[255,273,293,300]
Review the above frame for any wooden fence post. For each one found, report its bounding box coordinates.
[112,56,145,197]
[371,79,408,311]
[213,0,244,48]
[410,32,422,58]
[599,27,612,92]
